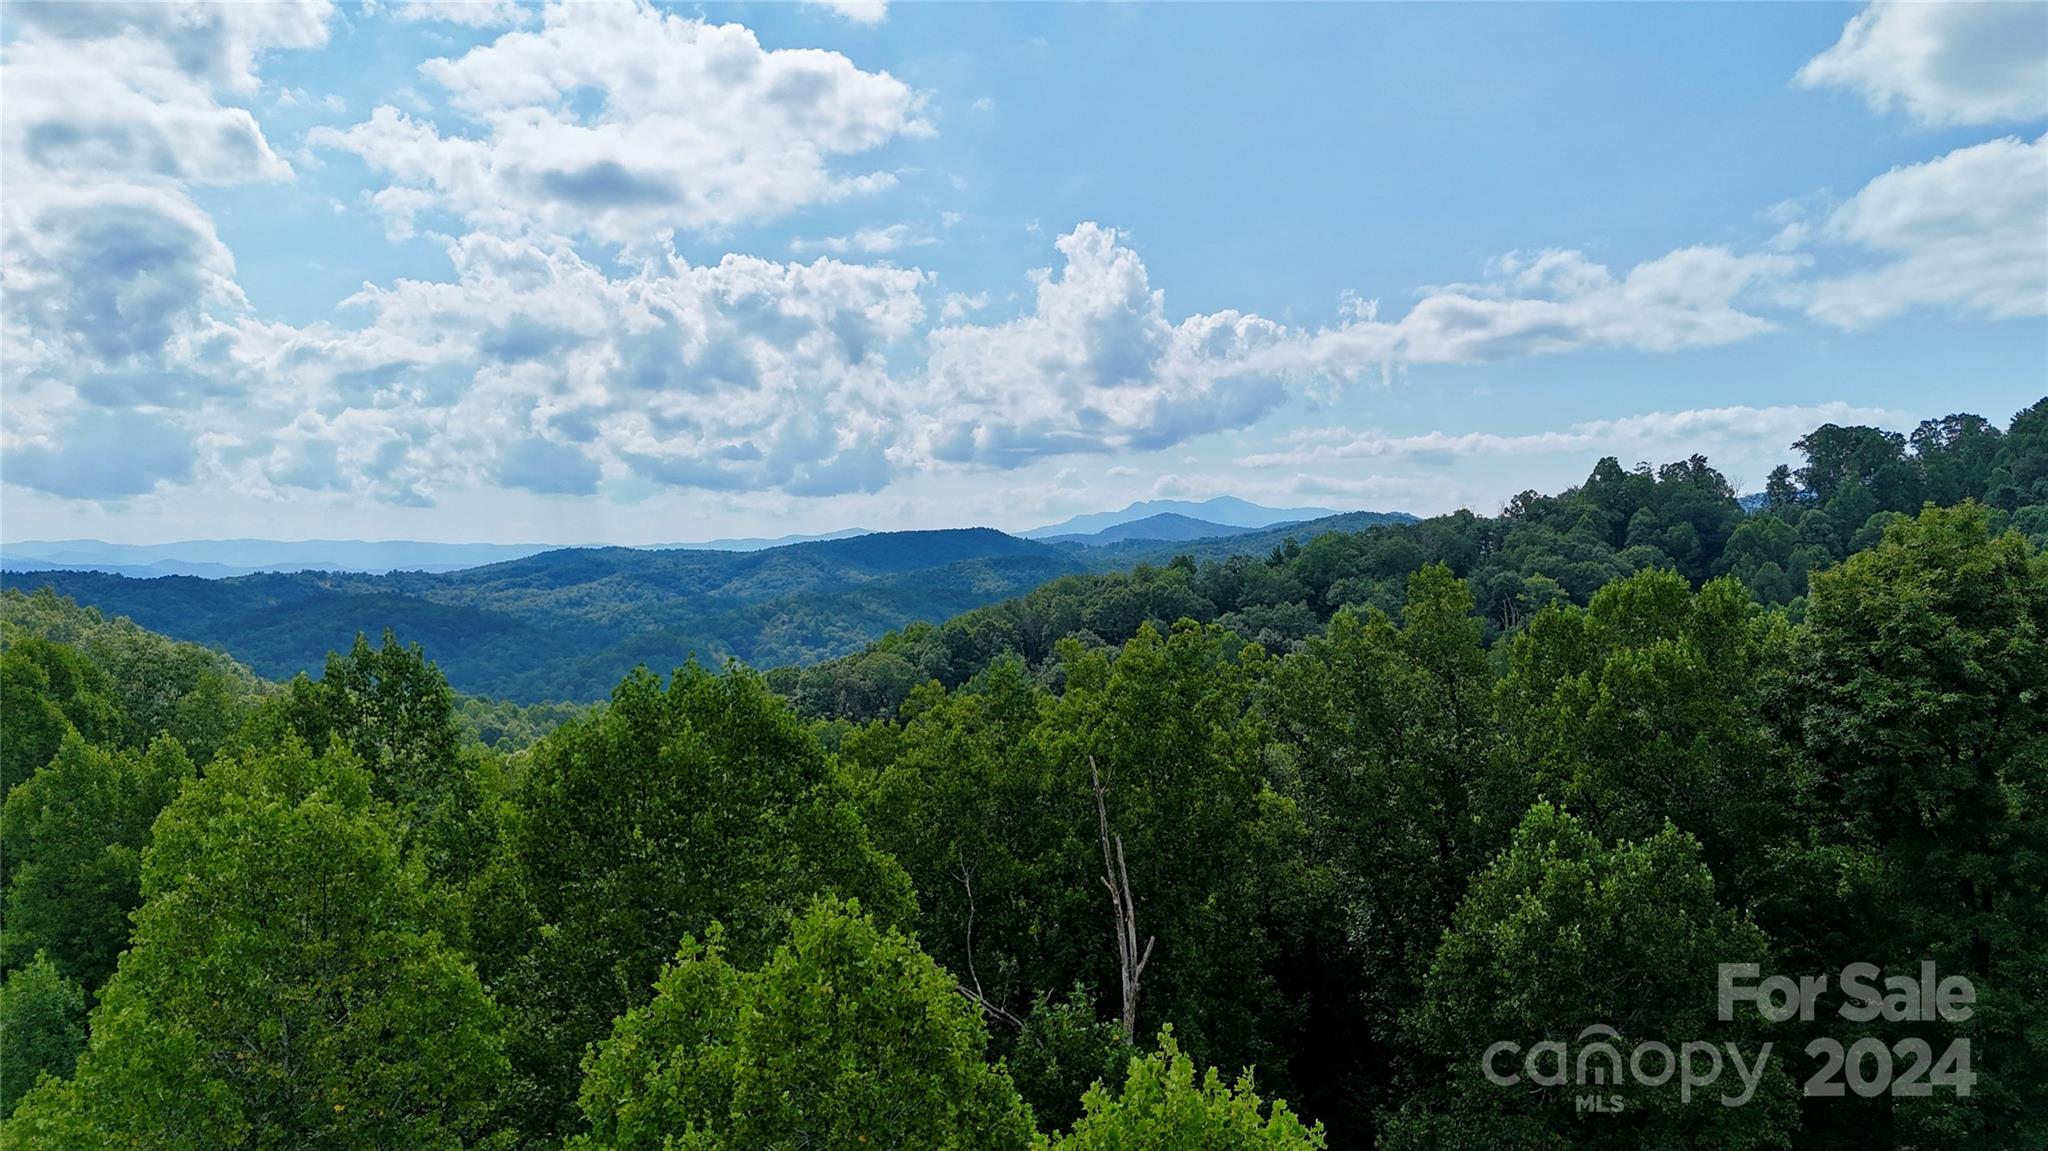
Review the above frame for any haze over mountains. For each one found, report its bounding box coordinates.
[1021,496,1343,538]
[1,499,1374,579]
[0,529,880,579]
[1,501,1412,702]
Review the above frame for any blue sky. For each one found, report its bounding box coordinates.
[2,0,2043,543]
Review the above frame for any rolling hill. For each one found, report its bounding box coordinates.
[3,529,1084,702]
[2,514,1429,703]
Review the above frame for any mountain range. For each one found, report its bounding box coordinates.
[1,506,1410,703]
[1021,496,1341,538]
[1,499,1364,579]
[0,529,879,579]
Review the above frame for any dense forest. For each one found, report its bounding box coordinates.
[11,531,1091,703]
[777,406,2048,721]
[9,516,1418,707]
[1,401,2043,1149]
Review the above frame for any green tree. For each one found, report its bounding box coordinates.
[1495,570,1801,904]
[1003,988,1135,1133]
[2,739,508,1150]
[1387,804,1796,1151]
[0,733,193,989]
[1045,1028,1324,1150]
[0,953,86,1118]
[1039,622,1309,1078]
[852,660,1097,1046]
[571,899,1035,1151]
[501,663,914,1140]
[1265,565,1504,1131]
[0,636,122,800]
[1782,504,2048,1147]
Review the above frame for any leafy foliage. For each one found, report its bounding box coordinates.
[3,740,508,1150]
[496,662,916,1139]
[1046,1029,1325,1150]
[0,954,86,1118]
[1,733,193,990]
[571,899,1036,1151]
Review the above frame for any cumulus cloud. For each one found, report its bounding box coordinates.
[5,408,198,499]
[316,2,929,243]
[920,223,1295,466]
[205,232,930,503]
[1,2,331,461]
[3,185,247,369]
[790,223,936,256]
[1797,1,2048,125]
[1800,133,2048,327]
[0,2,342,505]
[2,35,295,186]
[5,1,333,92]
[1292,245,1804,375]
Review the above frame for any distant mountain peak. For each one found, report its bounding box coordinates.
[1021,497,1346,539]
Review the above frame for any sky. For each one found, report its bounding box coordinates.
[1,0,2044,545]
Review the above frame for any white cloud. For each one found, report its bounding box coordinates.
[4,1,333,93]
[396,0,532,29]
[939,291,989,321]
[1797,1,2048,126]
[920,223,1296,466]
[316,2,930,244]
[791,223,936,255]
[1,1,334,502]
[806,0,888,26]
[203,232,931,503]
[276,87,349,114]
[3,34,295,186]
[1292,245,1803,375]
[1236,403,1908,470]
[1800,133,2048,327]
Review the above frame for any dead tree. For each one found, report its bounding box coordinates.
[952,856,1022,1030]
[1090,755,1154,1045]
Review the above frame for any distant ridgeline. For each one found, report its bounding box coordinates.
[772,402,2048,720]
[4,402,2044,710]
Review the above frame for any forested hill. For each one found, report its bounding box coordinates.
[1,518,1409,705]
[775,403,2048,720]
[3,528,1085,702]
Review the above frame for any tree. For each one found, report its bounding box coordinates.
[1039,622,1308,1079]
[0,636,122,800]
[1793,424,1909,507]
[851,660,1099,1049]
[1046,1028,1324,1150]
[1265,566,1504,1132]
[1387,804,1796,1151]
[500,663,915,1140]
[1495,570,1801,904]
[1911,414,2004,508]
[0,733,193,990]
[1003,988,1134,1134]
[571,899,1035,1151]
[1782,504,2048,1147]
[0,954,86,1118]
[2,739,508,1150]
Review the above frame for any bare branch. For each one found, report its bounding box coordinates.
[1091,754,1152,1044]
